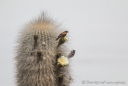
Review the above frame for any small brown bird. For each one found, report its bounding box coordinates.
[56,31,68,40]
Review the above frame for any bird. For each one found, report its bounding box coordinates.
[56,31,68,40]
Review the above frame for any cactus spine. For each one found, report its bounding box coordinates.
[15,13,75,86]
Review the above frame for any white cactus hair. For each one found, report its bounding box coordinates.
[15,12,75,86]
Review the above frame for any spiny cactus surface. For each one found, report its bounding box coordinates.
[15,13,75,86]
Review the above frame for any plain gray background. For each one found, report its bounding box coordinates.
[0,0,128,86]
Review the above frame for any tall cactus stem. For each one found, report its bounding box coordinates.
[15,13,75,86]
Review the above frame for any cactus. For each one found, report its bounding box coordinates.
[15,13,75,86]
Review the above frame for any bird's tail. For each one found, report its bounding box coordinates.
[56,37,59,40]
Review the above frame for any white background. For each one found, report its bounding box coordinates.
[0,0,128,86]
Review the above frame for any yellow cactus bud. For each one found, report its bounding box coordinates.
[63,36,68,41]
